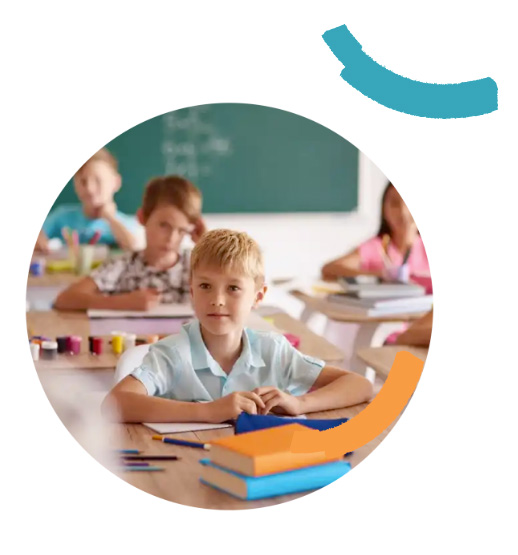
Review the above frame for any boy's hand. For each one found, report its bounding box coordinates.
[203,392,266,423]
[253,387,303,416]
[125,289,161,310]
[190,217,207,243]
[34,230,50,254]
[96,201,117,220]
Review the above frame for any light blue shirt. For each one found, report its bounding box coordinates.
[131,319,325,401]
[42,204,140,246]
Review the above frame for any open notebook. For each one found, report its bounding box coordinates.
[88,303,195,319]
[143,422,233,434]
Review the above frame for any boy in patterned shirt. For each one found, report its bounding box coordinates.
[54,176,205,311]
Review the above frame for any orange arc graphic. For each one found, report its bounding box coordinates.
[290,351,424,457]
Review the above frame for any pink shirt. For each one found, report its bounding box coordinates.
[358,235,431,292]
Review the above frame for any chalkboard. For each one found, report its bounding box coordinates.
[53,104,359,214]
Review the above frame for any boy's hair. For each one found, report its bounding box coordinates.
[141,175,202,222]
[191,229,264,285]
[76,148,118,175]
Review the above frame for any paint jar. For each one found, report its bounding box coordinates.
[111,333,124,355]
[56,336,69,354]
[30,343,40,361]
[41,341,58,360]
[89,336,103,355]
[69,335,82,355]
[30,259,45,276]
[123,333,136,351]
[76,245,96,276]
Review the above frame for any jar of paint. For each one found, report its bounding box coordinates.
[41,341,58,360]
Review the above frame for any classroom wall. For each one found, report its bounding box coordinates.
[203,153,388,281]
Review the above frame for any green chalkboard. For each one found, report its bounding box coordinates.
[53,104,359,214]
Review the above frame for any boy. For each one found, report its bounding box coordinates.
[103,229,373,423]
[35,148,142,253]
[54,175,204,311]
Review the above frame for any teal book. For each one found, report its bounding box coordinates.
[199,458,351,500]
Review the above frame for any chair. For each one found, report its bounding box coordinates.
[113,344,150,384]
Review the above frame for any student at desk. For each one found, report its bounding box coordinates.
[103,230,373,424]
[394,309,433,347]
[54,175,206,311]
[35,148,142,253]
[321,182,430,286]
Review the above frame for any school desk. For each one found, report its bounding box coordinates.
[112,401,396,510]
[356,346,429,379]
[27,309,345,375]
[291,289,427,377]
[26,246,116,311]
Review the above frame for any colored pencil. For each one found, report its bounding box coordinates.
[379,234,392,268]
[123,462,150,467]
[402,246,412,265]
[152,434,210,450]
[118,466,165,472]
[122,455,180,461]
[88,230,102,245]
[116,449,141,455]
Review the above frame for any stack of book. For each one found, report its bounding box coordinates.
[329,281,432,316]
[200,423,351,500]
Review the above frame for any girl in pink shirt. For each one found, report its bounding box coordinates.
[322,182,431,291]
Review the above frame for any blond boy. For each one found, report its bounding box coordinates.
[35,148,141,252]
[54,175,205,311]
[104,229,373,423]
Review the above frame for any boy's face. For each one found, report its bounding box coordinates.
[190,265,266,336]
[141,204,193,259]
[74,161,121,211]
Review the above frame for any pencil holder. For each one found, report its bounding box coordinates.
[76,245,95,275]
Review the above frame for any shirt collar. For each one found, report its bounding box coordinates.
[186,320,265,376]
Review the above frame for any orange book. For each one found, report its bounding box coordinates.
[209,423,342,477]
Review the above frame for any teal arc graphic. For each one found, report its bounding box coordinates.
[323,25,498,119]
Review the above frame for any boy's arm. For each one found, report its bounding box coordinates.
[256,366,373,416]
[103,376,266,423]
[321,249,383,281]
[53,277,160,311]
[34,229,50,253]
[102,376,208,423]
[98,202,141,251]
[298,366,373,413]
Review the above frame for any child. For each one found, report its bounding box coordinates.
[394,309,433,347]
[35,148,142,253]
[103,229,373,423]
[321,182,430,284]
[54,175,203,311]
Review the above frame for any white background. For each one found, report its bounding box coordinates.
[2,0,518,553]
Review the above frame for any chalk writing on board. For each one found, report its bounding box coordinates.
[162,107,232,179]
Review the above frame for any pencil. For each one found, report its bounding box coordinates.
[152,434,210,450]
[116,449,141,454]
[402,246,412,265]
[122,455,180,461]
[379,234,392,268]
[118,466,165,472]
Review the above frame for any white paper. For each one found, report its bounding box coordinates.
[143,422,233,434]
[88,303,195,319]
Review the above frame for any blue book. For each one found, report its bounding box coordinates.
[199,458,351,500]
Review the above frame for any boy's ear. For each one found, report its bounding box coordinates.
[253,285,268,308]
[136,208,145,225]
[113,173,122,193]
